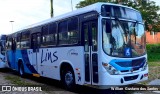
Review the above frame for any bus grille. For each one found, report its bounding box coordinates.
[132,57,145,67]
[124,75,139,81]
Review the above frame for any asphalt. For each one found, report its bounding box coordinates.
[0,68,159,94]
[148,79,160,85]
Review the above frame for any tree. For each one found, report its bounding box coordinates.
[76,0,111,8]
[76,0,160,32]
[126,0,160,32]
[50,0,54,17]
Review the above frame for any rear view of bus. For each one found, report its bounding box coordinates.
[98,3,148,86]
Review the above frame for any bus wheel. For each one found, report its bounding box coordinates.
[19,64,25,77]
[62,67,75,90]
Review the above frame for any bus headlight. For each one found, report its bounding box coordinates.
[102,62,119,75]
[141,63,147,71]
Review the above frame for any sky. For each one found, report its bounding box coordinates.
[0,0,159,35]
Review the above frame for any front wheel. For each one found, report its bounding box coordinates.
[62,68,75,90]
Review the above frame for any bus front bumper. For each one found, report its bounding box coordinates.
[99,68,148,87]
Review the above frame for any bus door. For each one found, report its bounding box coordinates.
[11,38,16,69]
[31,33,41,73]
[83,20,98,84]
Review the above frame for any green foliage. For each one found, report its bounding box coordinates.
[5,75,34,85]
[76,0,110,8]
[146,44,160,62]
[127,0,160,32]
[76,0,160,32]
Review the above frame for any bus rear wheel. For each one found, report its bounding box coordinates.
[19,63,25,77]
[61,67,75,90]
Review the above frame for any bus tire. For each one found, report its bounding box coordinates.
[19,63,25,77]
[61,67,75,90]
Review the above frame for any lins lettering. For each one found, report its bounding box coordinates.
[41,49,58,64]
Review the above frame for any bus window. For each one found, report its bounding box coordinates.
[21,31,30,49]
[48,23,57,46]
[113,6,121,18]
[16,33,21,49]
[58,17,79,45]
[58,20,68,45]
[101,5,111,17]
[68,17,79,44]
[41,25,49,47]
[6,37,12,50]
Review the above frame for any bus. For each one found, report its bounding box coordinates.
[0,34,7,68]
[6,2,148,89]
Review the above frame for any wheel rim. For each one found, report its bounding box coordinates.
[20,66,23,75]
[65,71,73,86]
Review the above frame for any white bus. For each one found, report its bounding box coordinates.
[6,2,148,89]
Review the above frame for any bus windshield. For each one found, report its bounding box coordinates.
[101,5,142,22]
[102,19,146,58]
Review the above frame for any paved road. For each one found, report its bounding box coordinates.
[0,68,159,94]
[0,69,74,94]
[0,68,126,94]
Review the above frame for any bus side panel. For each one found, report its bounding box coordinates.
[36,47,73,79]
[6,50,22,71]
[21,49,38,74]
[35,47,85,85]
[14,49,22,71]
[6,50,15,69]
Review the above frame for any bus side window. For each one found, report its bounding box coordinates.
[41,25,49,47]
[21,31,30,49]
[31,34,36,51]
[68,17,79,44]
[48,22,57,46]
[16,33,21,49]
[31,33,41,50]
[58,17,79,45]
[58,20,68,45]
[37,33,41,48]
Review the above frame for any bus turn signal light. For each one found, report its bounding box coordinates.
[144,73,148,77]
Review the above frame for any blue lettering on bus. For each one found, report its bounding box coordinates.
[41,49,58,63]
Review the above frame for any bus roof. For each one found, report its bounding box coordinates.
[17,2,137,32]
